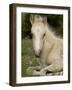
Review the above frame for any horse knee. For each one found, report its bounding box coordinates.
[46,64,63,72]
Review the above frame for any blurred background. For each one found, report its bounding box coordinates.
[22,13,63,39]
[21,13,63,77]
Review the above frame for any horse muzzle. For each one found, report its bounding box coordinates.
[34,50,41,57]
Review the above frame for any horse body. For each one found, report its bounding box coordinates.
[40,27,63,73]
[27,15,63,76]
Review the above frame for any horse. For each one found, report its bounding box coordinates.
[27,15,63,76]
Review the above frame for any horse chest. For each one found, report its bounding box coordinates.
[40,40,54,65]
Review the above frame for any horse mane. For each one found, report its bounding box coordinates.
[44,22,63,43]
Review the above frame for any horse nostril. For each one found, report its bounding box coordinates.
[35,50,41,57]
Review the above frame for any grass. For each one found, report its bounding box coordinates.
[21,38,39,77]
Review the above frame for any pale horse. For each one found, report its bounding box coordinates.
[27,15,63,76]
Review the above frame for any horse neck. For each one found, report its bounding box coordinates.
[45,24,56,42]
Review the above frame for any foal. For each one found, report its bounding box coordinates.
[27,15,63,76]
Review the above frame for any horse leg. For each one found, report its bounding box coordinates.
[26,66,42,76]
[40,64,63,76]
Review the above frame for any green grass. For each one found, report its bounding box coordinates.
[21,39,39,77]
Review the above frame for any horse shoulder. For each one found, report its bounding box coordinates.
[40,37,53,65]
[46,38,63,65]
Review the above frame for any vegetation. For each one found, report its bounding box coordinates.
[21,39,39,77]
[21,13,63,77]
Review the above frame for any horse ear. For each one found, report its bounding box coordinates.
[30,15,34,24]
